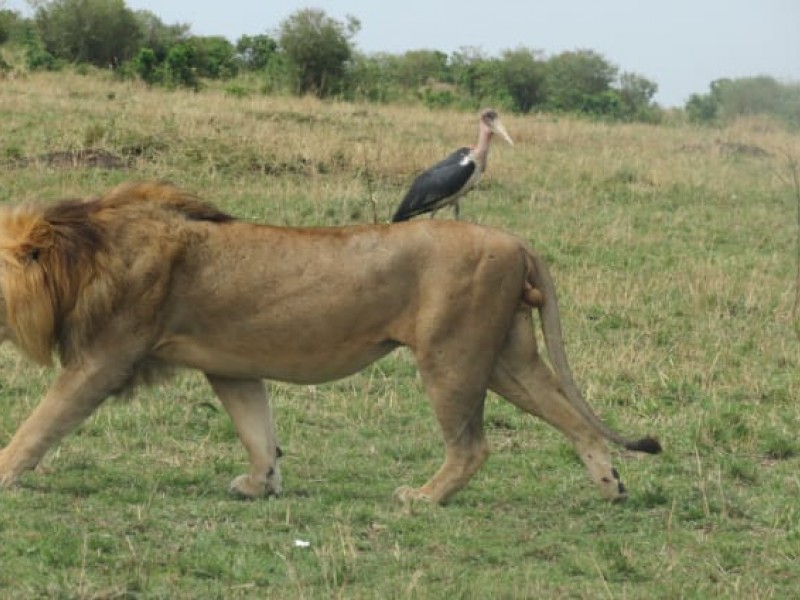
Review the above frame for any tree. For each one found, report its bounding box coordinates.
[189,35,237,79]
[0,9,14,45]
[0,8,30,45]
[278,8,359,97]
[685,77,800,125]
[392,49,449,88]
[133,9,189,61]
[617,71,659,121]
[20,21,58,71]
[161,41,199,90]
[686,92,718,123]
[235,34,277,71]
[449,47,505,107]
[714,76,783,118]
[34,0,141,67]
[131,46,158,85]
[497,47,545,113]
[346,51,397,102]
[542,49,618,113]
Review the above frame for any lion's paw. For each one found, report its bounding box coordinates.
[266,467,282,496]
[596,467,628,503]
[229,469,282,500]
[0,452,18,490]
[0,473,16,490]
[393,485,432,505]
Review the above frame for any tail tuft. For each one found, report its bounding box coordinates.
[624,436,662,454]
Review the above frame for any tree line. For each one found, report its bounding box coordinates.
[1,1,797,126]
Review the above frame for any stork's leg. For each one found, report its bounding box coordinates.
[453,201,460,220]
[205,375,281,499]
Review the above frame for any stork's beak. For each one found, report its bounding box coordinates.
[492,120,514,145]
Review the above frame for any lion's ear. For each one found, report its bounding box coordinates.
[13,219,54,264]
[1,211,54,264]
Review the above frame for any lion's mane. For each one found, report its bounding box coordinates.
[0,182,233,367]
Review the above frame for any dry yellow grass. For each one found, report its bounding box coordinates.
[1,70,794,203]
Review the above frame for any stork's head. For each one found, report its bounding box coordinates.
[480,108,514,145]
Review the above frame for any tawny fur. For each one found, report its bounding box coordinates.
[0,182,659,504]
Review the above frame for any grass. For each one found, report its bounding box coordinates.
[1,69,800,598]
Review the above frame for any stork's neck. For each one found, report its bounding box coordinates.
[470,120,494,171]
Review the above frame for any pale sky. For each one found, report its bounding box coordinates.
[4,0,799,107]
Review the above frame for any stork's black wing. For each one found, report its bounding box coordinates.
[391,147,475,222]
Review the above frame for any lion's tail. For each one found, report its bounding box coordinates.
[524,249,662,455]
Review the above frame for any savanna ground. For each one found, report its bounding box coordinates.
[0,70,799,599]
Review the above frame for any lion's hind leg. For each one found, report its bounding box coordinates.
[394,343,500,506]
[394,381,489,506]
[488,309,627,501]
[206,375,281,499]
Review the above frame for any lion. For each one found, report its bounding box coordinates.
[0,181,660,504]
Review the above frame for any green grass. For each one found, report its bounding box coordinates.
[1,70,800,598]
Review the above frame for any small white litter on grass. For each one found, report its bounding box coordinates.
[294,539,311,548]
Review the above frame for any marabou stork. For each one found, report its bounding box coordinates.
[391,108,513,222]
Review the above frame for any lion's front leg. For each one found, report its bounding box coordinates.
[205,375,281,499]
[0,366,112,489]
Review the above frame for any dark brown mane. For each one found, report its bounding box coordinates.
[175,201,236,223]
[42,198,106,259]
[100,181,235,223]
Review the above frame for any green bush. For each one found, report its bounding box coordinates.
[162,42,200,90]
[235,34,278,71]
[34,0,140,67]
[497,47,545,113]
[685,76,800,126]
[686,92,719,123]
[4,4,668,121]
[22,27,59,71]
[421,88,457,110]
[278,8,360,98]
[542,49,618,113]
[189,35,237,79]
[131,47,159,86]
